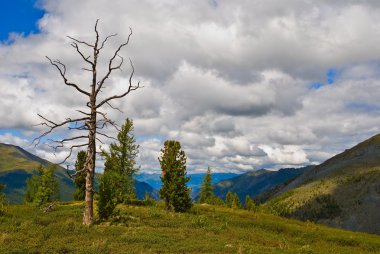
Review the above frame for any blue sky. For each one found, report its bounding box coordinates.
[0,0,44,41]
[1,1,380,173]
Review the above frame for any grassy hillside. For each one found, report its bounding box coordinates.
[0,143,75,203]
[1,202,380,253]
[213,167,308,202]
[0,143,47,173]
[262,134,380,234]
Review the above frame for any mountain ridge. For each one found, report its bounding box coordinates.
[262,133,380,234]
[213,166,309,202]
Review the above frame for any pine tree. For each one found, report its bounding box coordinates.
[25,165,59,207]
[212,196,225,206]
[198,167,215,204]
[97,172,117,220]
[73,151,86,201]
[245,195,255,211]
[226,191,234,208]
[159,140,192,212]
[101,118,139,203]
[232,193,242,209]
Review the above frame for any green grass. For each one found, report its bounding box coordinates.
[1,202,380,253]
[0,145,40,173]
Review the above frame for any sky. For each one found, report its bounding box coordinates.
[1,0,380,174]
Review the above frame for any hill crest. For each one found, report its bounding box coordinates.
[263,133,380,234]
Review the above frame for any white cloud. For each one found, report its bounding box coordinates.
[0,133,28,147]
[259,145,309,166]
[1,0,380,173]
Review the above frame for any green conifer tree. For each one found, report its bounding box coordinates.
[25,165,59,207]
[245,195,256,211]
[212,196,225,206]
[159,140,192,212]
[232,193,242,209]
[73,151,87,201]
[198,167,215,204]
[97,172,117,220]
[101,118,140,203]
[226,191,234,208]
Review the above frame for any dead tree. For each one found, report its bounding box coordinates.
[33,20,140,225]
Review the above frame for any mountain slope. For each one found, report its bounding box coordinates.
[263,134,380,234]
[213,167,308,202]
[134,180,159,200]
[0,143,158,203]
[0,143,49,173]
[0,143,75,203]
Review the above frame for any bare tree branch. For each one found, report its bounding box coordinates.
[69,41,94,66]
[106,101,123,113]
[49,136,88,147]
[96,137,105,144]
[96,111,120,131]
[66,164,87,178]
[46,56,90,96]
[76,110,91,116]
[97,131,117,140]
[99,33,117,50]
[68,124,88,131]
[33,114,90,146]
[95,27,133,96]
[67,36,94,48]
[59,143,89,164]
[96,58,140,108]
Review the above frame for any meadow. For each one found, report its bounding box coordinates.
[1,202,380,253]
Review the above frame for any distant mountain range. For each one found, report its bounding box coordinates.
[136,172,239,198]
[0,143,157,203]
[262,134,380,234]
[213,167,310,203]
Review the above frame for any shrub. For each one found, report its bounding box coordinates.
[25,165,59,207]
[315,194,341,219]
[97,172,117,220]
[245,195,256,211]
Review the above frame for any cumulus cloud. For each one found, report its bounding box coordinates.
[0,133,29,147]
[1,0,380,173]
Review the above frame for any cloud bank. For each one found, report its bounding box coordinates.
[1,0,380,173]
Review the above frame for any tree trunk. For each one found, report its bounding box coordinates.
[83,109,96,225]
[83,150,94,225]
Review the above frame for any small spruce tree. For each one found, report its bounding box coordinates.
[212,196,225,206]
[159,140,192,212]
[245,195,256,211]
[101,118,139,204]
[198,167,215,204]
[232,193,242,209]
[73,151,87,201]
[97,172,117,220]
[226,191,234,208]
[25,165,59,207]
